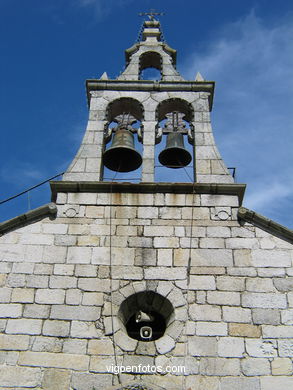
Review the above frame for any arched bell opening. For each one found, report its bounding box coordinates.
[139,51,162,81]
[118,291,174,342]
[155,99,195,182]
[103,98,144,181]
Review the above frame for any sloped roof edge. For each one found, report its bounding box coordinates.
[238,207,293,245]
[0,203,57,236]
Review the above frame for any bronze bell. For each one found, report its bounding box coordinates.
[103,128,142,172]
[159,132,192,168]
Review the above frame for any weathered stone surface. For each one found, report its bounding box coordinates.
[155,334,175,354]
[71,372,113,390]
[260,376,293,389]
[245,339,277,357]
[252,308,280,325]
[220,377,260,390]
[196,321,227,336]
[241,358,271,376]
[218,337,244,357]
[242,293,287,309]
[19,351,89,370]
[271,358,293,375]
[229,323,261,338]
[42,368,71,390]
[200,357,240,376]
[188,336,217,357]
[0,366,42,387]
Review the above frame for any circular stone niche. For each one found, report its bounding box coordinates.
[118,291,174,342]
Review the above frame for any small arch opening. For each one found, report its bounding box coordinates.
[139,51,162,81]
[119,291,174,342]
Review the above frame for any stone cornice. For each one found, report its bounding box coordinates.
[86,80,215,111]
[0,203,57,236]
[50,181,246,204]
[238,207,293,245]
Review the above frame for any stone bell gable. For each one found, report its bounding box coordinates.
[0,15,293,390]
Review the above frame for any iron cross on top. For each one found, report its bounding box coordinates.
[139,9,165,21]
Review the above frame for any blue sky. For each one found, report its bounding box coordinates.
[0,0,292,228]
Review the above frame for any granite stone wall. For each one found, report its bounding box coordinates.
[0,191,293,389]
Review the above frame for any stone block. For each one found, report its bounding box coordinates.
[191,249,233,267]
[85,206,105,218]
[7,273,26,287]
[55,235,77,246]
[173,248,190,266]
[153,237,179,248]
[227,267,257,277]
[0,366,42,387]
[68,192,97,204]
[218,337,244,357]
[252,308,280,325]
[71,321,101,339]
[200,237,225,248]
[78,277,111,292]
[229,323,261,338]
[54,264,75,276]
[159,207,181,219]
[188,336,217,356]
[88,339,114,355]
[246,278,276,292]
[196,321,227,336]
[43,246,67,263]
[50,305,101,321]
[207,291,240,306]
[89,356,116,373]
[242,293,287,309]
[271,358,293,375]
[11,288,34,303]
[207,226,231,237]
[34,264,53,275]
[42,368,71,390]
[0,287,12,303]
[35,289,65,304]
[19,351,89,370]
[189,304,221,322]
[82,292,103,306]
[189,275,216,290]
[24,304,50,319]
[26,275,49,288]
[19,233,54,245]
[50,275,77,289]
[67,247,92,264]
[245,339,277,357]
[260,376,293,390]
[263,325,293,338]
[222,306,251,323]
[144,267,186,280]
[278,340,293,357]
[200,357,240,376]
[114,330,137,352]
[0,304,22,318]
[31,336,62,353]
[12,262,34,274]
[63,339,87,354]
[273,277,293,292]
[251,250,291,267]
[75,265,97,277]
[258,268,285,277]
[6,318,42,335]
[220,377,260,390]
[0,334,30,350]
[201,194,239,206]
[216,276,245,291]
[43,223,68,234]
[226,238,259,249]
[43,320,70,337]
[241,358,271,376]
[281,309,293,324]
[144,225,174,237]
[155,334,175,354]
[234,249,252,266]
[71,372,112,390]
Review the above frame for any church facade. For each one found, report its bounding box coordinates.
[0,17,293,390]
